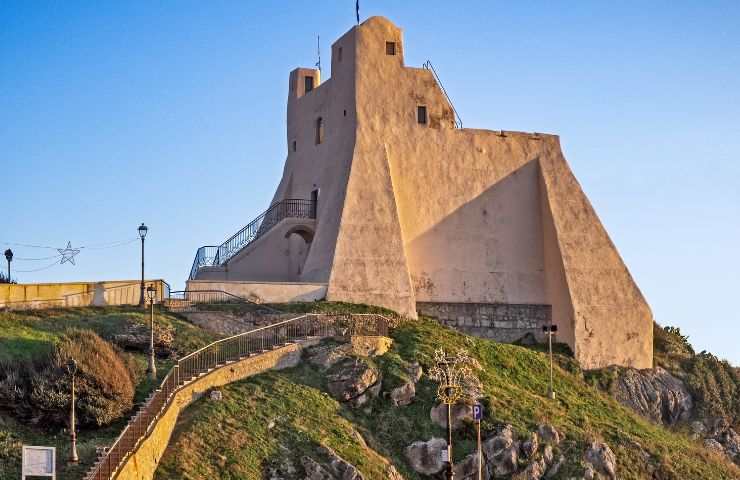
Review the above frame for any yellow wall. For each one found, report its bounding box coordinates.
[0,280,168,309]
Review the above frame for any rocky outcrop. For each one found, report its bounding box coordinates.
[584,442,617,479]
[326,357,380,405]
[610,366,692,425]
[302,446,364,480]
[390,382,415,407]
[483,424,519,477]
[111,322,175,357]
[430,403,474,430]
[404,437,447,475]
[453,452,485,479]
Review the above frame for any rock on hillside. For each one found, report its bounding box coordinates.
[610,366,693,425]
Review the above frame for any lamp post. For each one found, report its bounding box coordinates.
[429,349,481,480]
[542,324,558,399]
[146,284,157,380]
[4,249,12,282]
[137,223,148,305]
[66,358,79,464]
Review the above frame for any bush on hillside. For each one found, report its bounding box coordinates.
[653,322,694,373]
[0,329,139,427]
[684,351,740,425]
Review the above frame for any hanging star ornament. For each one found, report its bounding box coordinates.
[57,241,81,265]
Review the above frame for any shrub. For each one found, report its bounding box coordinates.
[653,322,694,373]
[684,351,740,425]
[0,329,139,428]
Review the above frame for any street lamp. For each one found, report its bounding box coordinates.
[542,324,558,399]
[429,349,481,480]
[4,249,12,282]
[66,358,79,464]
[137,223,148,305]
[146,284,157,380]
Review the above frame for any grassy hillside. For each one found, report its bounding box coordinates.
[157,317,740,480]
[0,306,218,480]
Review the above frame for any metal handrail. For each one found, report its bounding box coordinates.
[83,313,391,480]
[165,289,282,314]
[189,198,316,280]
[422,60,463,129]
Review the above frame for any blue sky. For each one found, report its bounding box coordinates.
[1,1,738,364]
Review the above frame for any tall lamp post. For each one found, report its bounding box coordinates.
[542,324,558,399]
[4,249,12,281]
[146,284,157,380]
[66,358,79,464]
[137,223,148,305]
[429,349,481,480]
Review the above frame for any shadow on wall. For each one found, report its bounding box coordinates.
[406,159,547,304]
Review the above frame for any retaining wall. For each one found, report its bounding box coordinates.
[417,302,552,343]
[114,341,316,480]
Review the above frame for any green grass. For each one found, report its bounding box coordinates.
[0,305,218,363]
[0,306,219,480]
[157,317,740,480]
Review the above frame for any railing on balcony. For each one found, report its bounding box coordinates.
[189,198,316,280]
[422,60,463,129]
[83,313,391,480]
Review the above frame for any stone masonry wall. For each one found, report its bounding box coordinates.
[416,302,552,343]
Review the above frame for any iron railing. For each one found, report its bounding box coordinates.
[165,289,281,314]
[422,60,463,129]
[83,313,391,480]
[189,198,316,280]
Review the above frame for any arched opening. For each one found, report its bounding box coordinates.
[285,225,315,277]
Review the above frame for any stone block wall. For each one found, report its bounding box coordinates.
[416,302,552,343]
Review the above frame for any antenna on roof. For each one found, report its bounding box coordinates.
[315,35,321,73]
[356,0,360,24]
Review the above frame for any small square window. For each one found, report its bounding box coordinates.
[304,76,314,93]
[386,41,396,55]
[417,106,427,125]
[292,140,297,152]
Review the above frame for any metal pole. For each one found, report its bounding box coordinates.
[69,373,79,463]
[139,237,145,305]
[148,298,157,380]
[446,398,454,480]
[477,418,482,480]
[548,331,555,399]
[6,258,9,281]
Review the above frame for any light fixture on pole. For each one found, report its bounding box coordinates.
[146,284,157,380]
[66,358,79,464]
[4,249,12,282]
[542,324,558,399]
[429,349,482,480]
[137,223,148,306]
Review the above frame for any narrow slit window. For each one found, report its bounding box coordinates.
[292,140,297,152]
[337,47,343,62]
[417,105,427,125]
[304,75,314,93]
[315,117,324,145]
[386,41,396,55]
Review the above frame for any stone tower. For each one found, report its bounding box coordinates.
[189,16,654,369]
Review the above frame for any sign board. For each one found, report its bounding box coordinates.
[440,448,449,462]
[22,445,55,479]
[473,403,483,421]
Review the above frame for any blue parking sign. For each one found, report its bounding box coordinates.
[473,404,483,421]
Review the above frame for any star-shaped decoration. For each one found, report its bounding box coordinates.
[57,241,80,265]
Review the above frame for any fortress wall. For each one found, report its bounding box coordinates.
[538,143,653,368]
[277,28,360,284]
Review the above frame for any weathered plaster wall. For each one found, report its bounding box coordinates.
[115,342,313,480]
[186,280,327,303]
